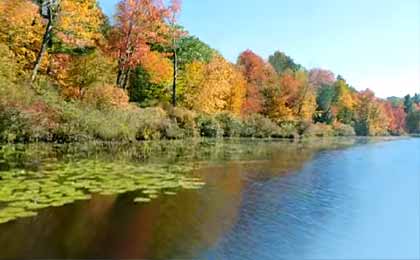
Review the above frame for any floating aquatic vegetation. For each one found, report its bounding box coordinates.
[0,138,361,225]
[0,160,205,224]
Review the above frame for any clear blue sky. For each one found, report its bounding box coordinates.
[99,0,420,98]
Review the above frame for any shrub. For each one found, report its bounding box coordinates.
[278,122,298,138]
[241,114,281,138]
[295,120,312,135]
[0,103,56,143]
[304,123,335,137]
[23,100,60,141]
[166,106,199,137]
[196,114,224,138]
[0,81,61,142]
[83,84,129,110]
[215,112,243,137]
[332,122,356,136]
[161,119,185,139]
[135,107,170,140]
[89,109,139,141]
[53,101,91,142]
[0,105,29,142]
[55,101,139,142]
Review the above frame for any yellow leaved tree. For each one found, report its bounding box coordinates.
[0,0,45,72]
[31,0,105,81]
[55,0,104,47]
[181,55,246,115]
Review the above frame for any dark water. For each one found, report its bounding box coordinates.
[0,138,419,259]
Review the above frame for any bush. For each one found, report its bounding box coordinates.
[54,98,145,142]
[166,106,199,137]
[57,104,132,142]
[23,101,60,141]
[0,101,58,143]
[0,105,29,142]
[241,114,281,138]
[304,123,335,137]
[53,102,90,142]
[88,109,139,141]
[332,122,356,136]
[161,119,185,139]
[134,107,170,140]
[278,122,298,138]
[196,114,223,138]
[0,80,62,142]
[292,120,312,136]
[215,112,243,137]
[83,84,129,110]
[1,84,186,142]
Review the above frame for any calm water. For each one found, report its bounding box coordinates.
[0,138,419,259]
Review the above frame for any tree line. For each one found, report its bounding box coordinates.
[0,0,419,142]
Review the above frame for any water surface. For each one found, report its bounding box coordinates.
[0,138,418,259]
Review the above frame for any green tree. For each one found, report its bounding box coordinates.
[66,50,116,96]
[268,51,301,75]
[315,85,335,124]
[406,110,420,134]
[129,66,170,107]
[177,35,214,67]
[387,96,403,107]
[404,95,414,113]
[412,93,420,105]
[404,95,414,114]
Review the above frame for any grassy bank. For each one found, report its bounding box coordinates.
[0,80,359,143]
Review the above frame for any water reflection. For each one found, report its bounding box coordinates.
[0,138,418,259]
[203,138,420,260]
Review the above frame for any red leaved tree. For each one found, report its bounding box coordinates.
[308,68,335,88]
[384,101,406,134]
[237,50,277,115]
[110,0,168,89]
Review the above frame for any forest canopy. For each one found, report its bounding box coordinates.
[0,0,419,143]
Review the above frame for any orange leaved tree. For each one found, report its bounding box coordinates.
[110,0,169,89]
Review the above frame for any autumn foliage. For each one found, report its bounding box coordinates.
[110,0,170,88]
[56,0,104,47]
[141,51,173,86]
[182,55,246,115]
[237,50,277,115]
[0,0,418,142]
[0,0,45,71]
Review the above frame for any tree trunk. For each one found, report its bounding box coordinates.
[116,63,124,87]
[31,15,53,83]
[122,68,131,90]
[117,52,129,87]
[116,22,134,88]
[172,49,177,106]
[117,68,126,89]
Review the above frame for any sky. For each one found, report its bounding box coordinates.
[99,0,420,98]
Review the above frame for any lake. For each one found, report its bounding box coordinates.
[0,138,418,259]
